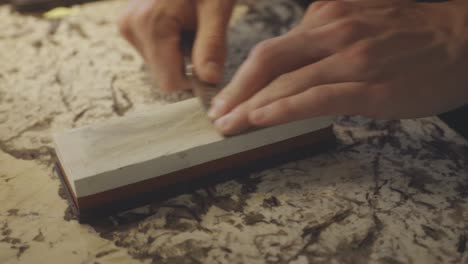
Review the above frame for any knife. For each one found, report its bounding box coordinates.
[184,57,220,111]
[181,31,220,111]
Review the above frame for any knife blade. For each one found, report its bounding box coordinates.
[184,57,220,111]
[181,31,220,111]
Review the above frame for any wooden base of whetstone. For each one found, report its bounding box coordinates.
[53,98,335,222]
[56,127,335,222]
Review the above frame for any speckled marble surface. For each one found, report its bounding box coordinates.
[0,0,467,263]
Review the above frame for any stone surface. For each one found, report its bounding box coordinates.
[0,0,467,263]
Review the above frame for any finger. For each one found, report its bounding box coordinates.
[145,35,191,91]
[125,0,195,91]
[213,48,366,135]
[297,1,353,30]
[208,32,323,120]
[248,82,366,127]
[193,0,235,84]
[213,107,251,136]
[297,0,409,30]
[137,7,190,91]
[209,17,374,120]
[118,0,150,60]
[242,41,373,112]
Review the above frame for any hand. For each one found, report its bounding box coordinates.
[209,0,468,135]
[118,0,236,91]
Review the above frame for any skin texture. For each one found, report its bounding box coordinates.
[118,0,236,91]
[119,0,468,136]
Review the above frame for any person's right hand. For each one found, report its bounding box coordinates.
[118,0,236,91]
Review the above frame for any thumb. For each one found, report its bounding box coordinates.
[193,0,234,84]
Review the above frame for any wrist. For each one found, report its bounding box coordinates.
[420,0,468,54]
[445,1,468,100]
[444,0,468,31]
[444,1,468,52]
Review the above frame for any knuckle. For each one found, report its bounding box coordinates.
[132,7,152,27]
[305,1,328,15]
[125,6,178,39]
[150,14,179,39]
[117,14,132,38]
[320,1,349,19]
[274,73,294,87]
[275,98,296,116]
[298,30,331,56]
[202,33,227,50]
[344,40,374,73]
[334,19,365,44]
[249,39,279,62]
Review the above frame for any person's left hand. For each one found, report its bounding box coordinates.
[208,0,468,135]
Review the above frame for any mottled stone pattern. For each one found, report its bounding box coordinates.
[0,1,467,264]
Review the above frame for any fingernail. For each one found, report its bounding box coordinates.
[208,99,226,119]
[214,112,234,131]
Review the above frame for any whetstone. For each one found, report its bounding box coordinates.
[54,98,335,220]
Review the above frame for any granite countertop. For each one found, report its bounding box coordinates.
[0,0,467,263]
